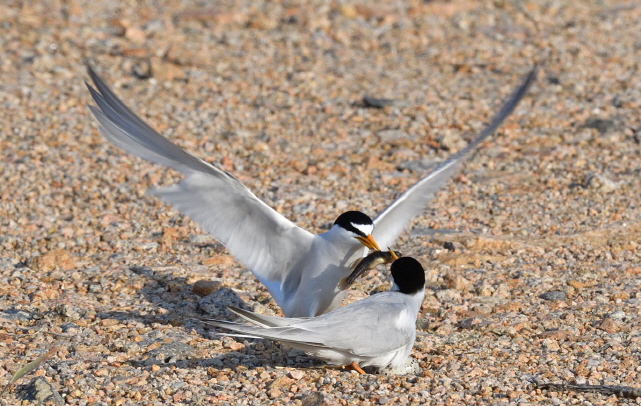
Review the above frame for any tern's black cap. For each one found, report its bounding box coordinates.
[333,211,373,236]
[391,257,425,295]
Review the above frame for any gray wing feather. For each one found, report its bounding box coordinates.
[87,65,161,136]
[306,294,415,357]
[85,67,314,305]
[208,293,415,357]
[372,67,537,248]
[226,306,300,327]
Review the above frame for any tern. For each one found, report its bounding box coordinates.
[85,66,535,317]
[200,256,426,374]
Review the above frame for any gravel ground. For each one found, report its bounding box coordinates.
[1,0,640,405]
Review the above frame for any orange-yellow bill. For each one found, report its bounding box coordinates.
[356,234,381,251]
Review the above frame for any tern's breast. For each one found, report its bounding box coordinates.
[283,235,364,317]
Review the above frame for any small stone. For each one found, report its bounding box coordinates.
[542,338,560,351]
[0,257,17,269]
[340,4,359,18]
[144,342,195,365]
[54,303,82,321]
[366,155,389,170]
[300,391,336,406]
[150,57,186,82]
[222,337,245,351]
[584,117,615,135]
[377,129,410,143]
[435,289,461,301]
[270,375,294,390]
[608,311,626,320]
[25,377,64,406]
[478,280,493,297]
[31,249,76,271]
[567,280,586,289]
[289,370,305,380]
[492,283,511,299]
[611,292,630,301]
[597,318,620,334]
[100,318,120,327]
[202,256,234,267]
[189,234,214,244]
[136,242,159,251]
[443,274,470,291]
[362,96,406,109]
[268,388,282,398]
[438,129,465,151]
[435,324,454,335]
[538,329,570,340]
[458,313,481,327]
[397,158,439,173]
[248,13,277,29]
[0,308,36,322]
[125,59,148,79]
[197,287,249,318]
[60,322,79,333]
[539,291,566,301]
[588,173,619,193]
[125,26,146,44]
[192,280,223,297]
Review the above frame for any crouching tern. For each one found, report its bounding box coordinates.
[85,66,536,318]
[201,256,426,374]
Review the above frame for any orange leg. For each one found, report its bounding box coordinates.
[349,361,366,374]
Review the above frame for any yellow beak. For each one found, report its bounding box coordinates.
[356,234,381,251]
[389,249,399,260]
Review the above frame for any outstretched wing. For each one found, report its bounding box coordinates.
[85,66,314,306]
[372,67,537,248]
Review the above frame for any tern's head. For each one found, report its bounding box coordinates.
[390,257,426,295]
[333,211,381,251]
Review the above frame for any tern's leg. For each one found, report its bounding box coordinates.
[349,362,366,375]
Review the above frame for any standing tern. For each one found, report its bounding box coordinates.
[200,256,426,374]
[85,66,536,317]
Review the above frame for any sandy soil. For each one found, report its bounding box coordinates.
[1,1,640,405]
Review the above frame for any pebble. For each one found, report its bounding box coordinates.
[397,158,440,173]
[376,129,411,143]
[588,173,620,193]
[197,287,250,318]
[192,279,223,297]
[144,342,195,365]
[290,370,306,380]
[300,391,336,406]
[0,308,36,321]
[608,311,626,320]
[539,291,567,301]
[362,96,407,109]
[584,117,616,135]
[24,377,65,406]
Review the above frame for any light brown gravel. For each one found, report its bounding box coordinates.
[1,1,640,405]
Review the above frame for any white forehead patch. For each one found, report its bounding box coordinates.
[352,223,373,236]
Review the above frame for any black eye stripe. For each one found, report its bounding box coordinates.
[345,223,366,237]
